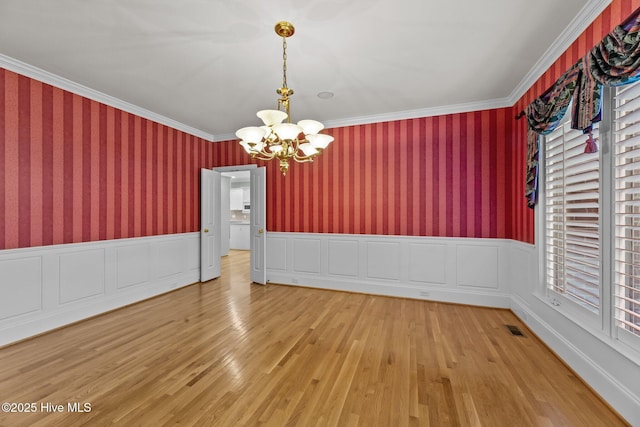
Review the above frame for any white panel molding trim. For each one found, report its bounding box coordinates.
[266,232,511,308]
[0,232,201,347]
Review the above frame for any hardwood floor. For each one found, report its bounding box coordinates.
[0,250,627,426]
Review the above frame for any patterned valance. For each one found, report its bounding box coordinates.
[523,6,640,209]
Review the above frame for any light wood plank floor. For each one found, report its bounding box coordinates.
[0,250,627,426]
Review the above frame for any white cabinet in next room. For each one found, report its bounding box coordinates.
[230,188,243,210]
[230,223,250,250]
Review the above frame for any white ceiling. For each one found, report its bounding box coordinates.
[222,170,250,184]
[0,0,608,141]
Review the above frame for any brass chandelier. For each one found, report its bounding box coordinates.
[235,21,334,176]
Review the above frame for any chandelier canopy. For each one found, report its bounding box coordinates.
[235,21,334,176]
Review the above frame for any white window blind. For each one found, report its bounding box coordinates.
[544,118,601,313]
[614,82,640,337]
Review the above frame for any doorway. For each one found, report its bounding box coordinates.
[222,170,251,253]
[206,164,266,284]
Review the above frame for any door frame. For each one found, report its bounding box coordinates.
[212,164,265,282]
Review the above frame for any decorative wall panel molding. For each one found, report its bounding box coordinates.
[266,237,287,271]
[456,244,499,289]
[0,232,200,347]
[292,238,321,274]
[116,244,150,289]
[366,242,401,281]
[328,239,359,277]
[0,257,42,321]
[59,249,106,304]
[266,232,511,308]
[408,243,447,284]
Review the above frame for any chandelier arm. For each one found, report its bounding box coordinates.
[251,151,277,161]
[292,156,315,163]
[293,148,315,162]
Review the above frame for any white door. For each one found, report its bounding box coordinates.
[250,167,267,284]
[200,168,221,282]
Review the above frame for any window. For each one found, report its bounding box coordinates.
[543,81,640,348]
[544,118,601,313]
[614,83,640,338]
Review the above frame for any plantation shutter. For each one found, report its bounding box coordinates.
[614,82,640,337]
[544,117,601,312]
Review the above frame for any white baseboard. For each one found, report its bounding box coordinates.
[267,273,511,308]
[0,233,200,347]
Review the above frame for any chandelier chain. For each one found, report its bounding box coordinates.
[282,37,288,88]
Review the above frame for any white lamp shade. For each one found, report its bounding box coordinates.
[257,110,288,126]
[306,133,334,149]
[273,123,302,140]
[269,144,283,153]
[297,119,324,135]
[239,141,252,153]
[299,143,319,157]
[259,126,273,140]
[236,126,266,144]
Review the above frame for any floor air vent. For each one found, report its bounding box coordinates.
[505,324,525,337]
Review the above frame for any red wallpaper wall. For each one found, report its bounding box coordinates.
[0,69,216,250]
[0,68,533,250]
[213,109,532,241]
[5,0,636,250]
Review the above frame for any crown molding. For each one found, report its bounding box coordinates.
[0,53,215,142]
[1,0,612,142]
[211,97,512,142]
[321,98,513,130]
[507,0,612,105]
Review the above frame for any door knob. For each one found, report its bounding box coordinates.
[258,229,264,234]
[203,228,209,233]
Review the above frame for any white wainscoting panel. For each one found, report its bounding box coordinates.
[266,233,511,308]
[0,232,200,347]
[456,244,499,289]
[187,237,200,272]
[116,244,150,289]
[328,239,359,277]
[366,242,401,281]
[408,243,447,284]
[293,239,321,274]
[59,249,106,304]
[0,257,42,321]
[266,237,287,271]
[155,238,187,279]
